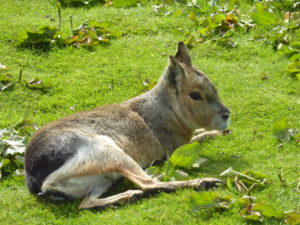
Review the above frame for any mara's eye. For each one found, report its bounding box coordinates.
[189,92,202,100]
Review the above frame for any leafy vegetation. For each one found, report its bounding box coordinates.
[0,73,15,92]
[13,26,63,50]
[220,167,268,194]
[66,20,122,48]
[189,191,300,224]
[13,20,121,50]
[0,68,51,92]
[0,116,36,180]
[0,128,26,180]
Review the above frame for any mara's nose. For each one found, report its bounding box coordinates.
[221,109,230,121]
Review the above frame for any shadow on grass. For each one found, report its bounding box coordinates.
[33,178,137,218]
[196,151,250,176]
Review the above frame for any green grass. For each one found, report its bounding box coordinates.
[0,0,300,224]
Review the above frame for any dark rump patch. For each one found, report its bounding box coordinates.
[25,130,85,194]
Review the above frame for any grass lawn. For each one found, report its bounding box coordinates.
[0,0,299,224]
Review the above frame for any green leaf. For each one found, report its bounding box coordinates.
[242,213,264,222]
[251,11,279,26]
[89,20,110,29]
[169,142,201,168]
[145,166,162,178]
[189,191,234,212]
[13,26,60,50]
[252,202,284,219]
[272,117,291,142]
[189,191,217,211]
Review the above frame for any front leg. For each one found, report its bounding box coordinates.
[190,129,231,143]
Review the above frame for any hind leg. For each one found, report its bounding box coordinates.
[75,141,223,209]
[40,134,222,209]
[79,189,144,209]
[79,154,223,209]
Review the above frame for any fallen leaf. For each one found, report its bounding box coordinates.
[253,202,285,219]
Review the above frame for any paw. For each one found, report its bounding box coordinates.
[127,190,144,202]
[221,129,231,135]
[193,178,225,190]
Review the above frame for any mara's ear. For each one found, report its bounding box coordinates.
[175,42,192,66]
[164,56,185,88]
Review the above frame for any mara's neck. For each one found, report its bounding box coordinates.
[125,80,194,156]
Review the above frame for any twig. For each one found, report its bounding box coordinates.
[18,70,22,83]
[70,16,73,34]
[57,2,62,30]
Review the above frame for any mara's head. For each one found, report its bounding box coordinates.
[163,42,230,131]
